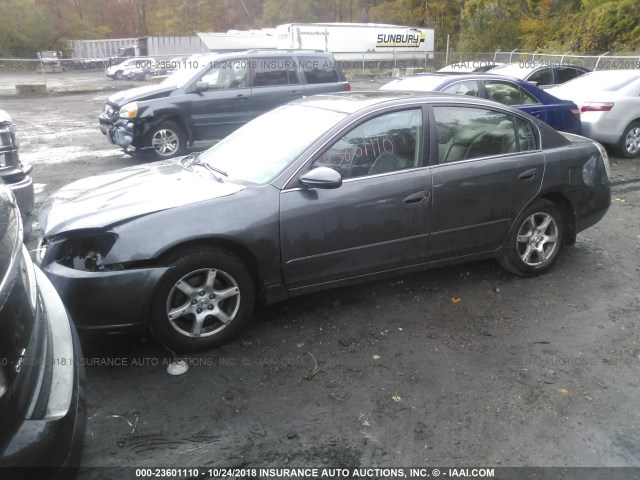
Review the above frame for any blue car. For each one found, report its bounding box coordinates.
[381,73,582,134]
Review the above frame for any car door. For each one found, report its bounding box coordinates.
[188,59,252,140]
[483,79,547,124]
[430,105,544,260]
[279,107,431,288]
[250,56,303,117]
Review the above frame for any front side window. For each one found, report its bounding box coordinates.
[434,106,523,163]
[441,80,479,97]
[200,60,248,89]
[528,67,553,86]
[312,109,423,179]
[484,80,539,106]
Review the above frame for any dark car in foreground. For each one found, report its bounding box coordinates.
[0,186,85,479]
[98,50,350,160]
[40,92,610,352]
[380,73,582,134]
[0,109,34,238]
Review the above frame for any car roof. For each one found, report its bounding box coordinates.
[293,90,516,114]
[382,73,537,89]
[488,62,589,78]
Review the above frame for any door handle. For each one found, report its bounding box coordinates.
[236,94,248,100]
[289,91,301,96]
[518,168,537,181]
[402,191,429,205]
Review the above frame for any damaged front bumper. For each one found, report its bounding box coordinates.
[41,261,169,333]
[98,115,136,152]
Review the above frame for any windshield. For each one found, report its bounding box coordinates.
[161,55,219,88]
[198,104,347,184]
[380,75,446,92]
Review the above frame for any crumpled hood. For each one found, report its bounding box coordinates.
[39,159,245,236]
[107,84,175,106]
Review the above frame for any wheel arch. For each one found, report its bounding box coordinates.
[619,118,640,141]
[146,113,191,143]
[154,238,263,292]
[538,192,576,245]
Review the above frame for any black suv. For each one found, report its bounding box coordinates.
[99,50,351,159]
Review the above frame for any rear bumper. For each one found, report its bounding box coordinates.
[0,268,86,479]
[572,182,611,234]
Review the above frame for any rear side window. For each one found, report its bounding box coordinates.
[556,67,580,84]
[253,57,299,87]
[434,106,522,163]
[299,56,339,84]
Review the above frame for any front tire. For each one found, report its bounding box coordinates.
[618,121,640,159]
[147,120,187,160]
[114,70,123,80]
[149,247,255,352]
[498,199,564,276]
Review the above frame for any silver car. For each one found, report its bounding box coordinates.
[547,70,640,158]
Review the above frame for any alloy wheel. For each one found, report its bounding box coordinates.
[165,268,241,338]
[151,129,180,156]
[516,212,559,266]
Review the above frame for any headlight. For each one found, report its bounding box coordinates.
[119,101,138,119]
[40,232,118,271]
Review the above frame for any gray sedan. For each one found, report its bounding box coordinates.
[36,92,611,352]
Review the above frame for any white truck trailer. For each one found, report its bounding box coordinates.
[197,23,434,67]
[275,23,434,64]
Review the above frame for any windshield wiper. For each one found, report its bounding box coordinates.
[182,151,228,177]
[192,159,228,178]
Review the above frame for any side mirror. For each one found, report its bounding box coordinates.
[192,81,209,93]
[300,167,342,189]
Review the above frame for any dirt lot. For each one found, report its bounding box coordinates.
[1,77,639,477]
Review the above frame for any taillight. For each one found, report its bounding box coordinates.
[570,108,581,119]
[580,102,614,112]
[345,83,351,91]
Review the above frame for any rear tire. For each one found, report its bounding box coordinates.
[114,70,123,80]
[618,121,640,158]
[149,247,255,352]
[498,199,564,277]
